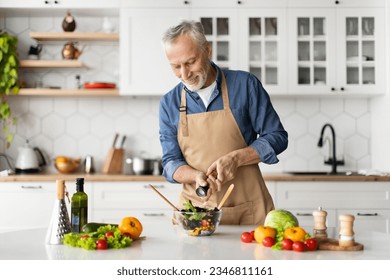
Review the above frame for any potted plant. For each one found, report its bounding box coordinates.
[0,31,19,148]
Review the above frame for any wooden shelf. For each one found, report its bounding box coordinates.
[29,32,119,42]
[17,88,119,97]
[19,60,87,68]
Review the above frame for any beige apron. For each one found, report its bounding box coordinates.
[177,71,274,225]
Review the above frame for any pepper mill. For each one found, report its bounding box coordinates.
[338,214,355,247]
[312,206,328,239]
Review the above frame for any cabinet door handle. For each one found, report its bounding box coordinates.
[296,213,312,217]
[144,184,164,189]
[357,212,378,216]
[21,185,43,189]
[143,213,165,217]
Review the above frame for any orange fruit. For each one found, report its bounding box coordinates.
[254,225,276,244]
[283,227,306,242]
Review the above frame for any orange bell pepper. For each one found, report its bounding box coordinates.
[118,216,143,239]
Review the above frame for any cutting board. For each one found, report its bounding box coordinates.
[317,238,364,251]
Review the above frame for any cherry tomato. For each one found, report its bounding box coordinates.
[304,238,317,251]
[80,235,89,240]
[105,231,115,239]
[240,232,253,243]
[262,236,275,247]
[96,239,108,250]
[292,241,305,252]
[250,230,255,240]
[281,238,293,250]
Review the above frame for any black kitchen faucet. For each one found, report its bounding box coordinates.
[317,123,344,174]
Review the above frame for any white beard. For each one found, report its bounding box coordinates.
[182,62,210,92]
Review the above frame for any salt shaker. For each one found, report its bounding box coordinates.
[338,214,355,247]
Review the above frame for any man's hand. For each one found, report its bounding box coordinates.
[206,147,261,187]
[206,153,239,186]
[195,172,220,201]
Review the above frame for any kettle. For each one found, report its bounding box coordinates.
[62,42,83,60]
[15,140,46,174]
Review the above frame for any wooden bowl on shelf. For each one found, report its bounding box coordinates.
[54,156,81,174]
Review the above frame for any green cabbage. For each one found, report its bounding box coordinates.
[264,209,299,250]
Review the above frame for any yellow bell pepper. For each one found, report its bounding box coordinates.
[118,216,143,239]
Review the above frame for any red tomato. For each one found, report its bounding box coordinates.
[96,239,108,250]
[292,241,305,252]
[281,238,293,250]
[250,230,255,240]
[240,232,253,243]
[304,238,317,251]
[105,231,114,239]
[262,236,275,247]
[80,235,89,240]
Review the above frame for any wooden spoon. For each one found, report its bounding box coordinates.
[148,184,180,211]
[217,184,235,210]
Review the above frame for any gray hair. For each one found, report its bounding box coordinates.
[162,20,209,52]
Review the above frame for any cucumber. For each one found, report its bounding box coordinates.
[81,222,118,233]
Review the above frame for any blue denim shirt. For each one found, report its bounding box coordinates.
[159,63,288,183]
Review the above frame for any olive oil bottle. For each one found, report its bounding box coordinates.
[71,178,88,233]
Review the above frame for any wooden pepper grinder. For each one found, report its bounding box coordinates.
[338,214,355,247]
[312,206,328,239]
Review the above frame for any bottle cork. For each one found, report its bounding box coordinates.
[339,214,355,247]
[312,206,328,239]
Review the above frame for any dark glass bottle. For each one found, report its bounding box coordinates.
[71,178,88,233]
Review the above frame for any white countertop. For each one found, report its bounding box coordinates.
[0,221,389,260]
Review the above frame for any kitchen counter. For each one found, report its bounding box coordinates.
[1,221,389,260]
[1,172,390,182]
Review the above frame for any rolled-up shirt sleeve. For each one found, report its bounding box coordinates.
[159,97,187,183]
[247,76,288,164]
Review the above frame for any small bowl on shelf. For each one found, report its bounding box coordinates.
[174,208,222,236]
[54,156,80,174]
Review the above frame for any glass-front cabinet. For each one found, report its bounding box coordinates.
[288,6,385,96]
[239,9,287,94]
[191,10,239,71]
[336,9,385,95]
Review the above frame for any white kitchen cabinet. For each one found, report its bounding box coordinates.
[0,180,92,233]
[91,181,181,223]
[119,4,189,95]
[237,7,288,94]
[275,181,390,234]
[120,0,289,96]
[191,8,239,71]
[0,0,120,9]
[0,182,55,233]
[287,0,385,96]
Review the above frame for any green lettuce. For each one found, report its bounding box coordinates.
[64,224,132,250]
